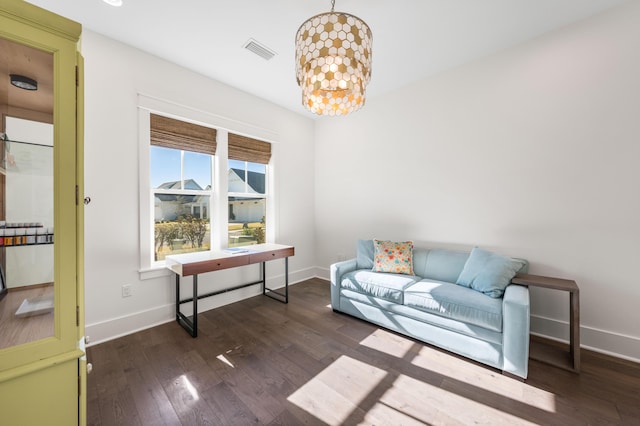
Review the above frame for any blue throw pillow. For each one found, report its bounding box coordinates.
[456,247,525,298]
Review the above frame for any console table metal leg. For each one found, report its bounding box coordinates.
[262,261,266,296]
[176,274,198,338]
[263,257,289,304]
[192,274,198,337]
[175,274,180,321]
[191,274,198,337]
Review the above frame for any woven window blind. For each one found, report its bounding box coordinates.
[150,113,217,155]
[228,133,272,164]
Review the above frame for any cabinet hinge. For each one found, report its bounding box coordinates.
[75,185,79,206]
[76,306,80,327]
[75,65,79,86]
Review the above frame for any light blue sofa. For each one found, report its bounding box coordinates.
[330,240,531,379]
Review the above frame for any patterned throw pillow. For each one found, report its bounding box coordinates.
[372,240,414,275]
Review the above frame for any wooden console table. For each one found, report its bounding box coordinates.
[165,243,294,337]
[511,273,580,373]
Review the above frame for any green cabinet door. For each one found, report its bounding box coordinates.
[0,1,84,424]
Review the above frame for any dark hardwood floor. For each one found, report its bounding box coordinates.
[87,278,640,425]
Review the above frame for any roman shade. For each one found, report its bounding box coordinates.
[228,133,272,164]
[150,113,217,155]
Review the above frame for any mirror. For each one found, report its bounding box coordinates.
[0,37,54,349]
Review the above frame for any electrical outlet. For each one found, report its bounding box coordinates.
[122,284,132,298]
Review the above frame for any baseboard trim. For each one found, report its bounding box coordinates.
[316,266,330,280]
[86,304,175,347]
[531,314,640,363]
[86,266,317,346]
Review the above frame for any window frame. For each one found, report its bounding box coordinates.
[137,95,278,279]
[151,146,214,262]
[227,160,268,247]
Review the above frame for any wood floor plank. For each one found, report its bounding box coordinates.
[160,373,222,426]
[95,388,143,426]
[214,360,283,424]
[119,363,182,426]
[200,381,259,425]
[174,349,223,394]
[87,279,640,426]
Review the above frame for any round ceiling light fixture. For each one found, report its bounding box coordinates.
[10,74,38,91]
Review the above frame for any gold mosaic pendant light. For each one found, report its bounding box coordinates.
[295,0,372,116]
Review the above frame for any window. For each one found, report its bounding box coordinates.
[139,103,276,273]
[150,114,216,261]
[227,133,271,248]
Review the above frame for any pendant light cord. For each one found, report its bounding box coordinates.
[331,0,335,12]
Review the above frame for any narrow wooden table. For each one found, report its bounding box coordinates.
[511,272,580,373]
[165,243,295,337]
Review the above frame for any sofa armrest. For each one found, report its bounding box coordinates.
[330,258,357,310]
[502,284,530,379]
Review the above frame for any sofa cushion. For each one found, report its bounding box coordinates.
[404,279,503,332]
[341,270,420,304]
[356,239,375,269]
[339,288,503,345]
[372,240,414,275]
[412,248,470,283]
[456,247,526,298]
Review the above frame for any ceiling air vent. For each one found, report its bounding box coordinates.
[243,38,277,61]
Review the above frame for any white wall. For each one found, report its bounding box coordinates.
[314,2,640,361]
[82,31,316,344]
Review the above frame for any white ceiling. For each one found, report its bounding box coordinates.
[26,0,627,118]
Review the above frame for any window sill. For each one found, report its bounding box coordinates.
[139,265,171,281]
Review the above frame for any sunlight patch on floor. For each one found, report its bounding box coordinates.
[411,345,557,414]
[287,375,361,425]
[287,355,387,425]
[359,328,415,358]
[385,374,540,425]
[286,351,546,425]
[179,374,200,402]
[363,401,433,426]
[216,353,235,368]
